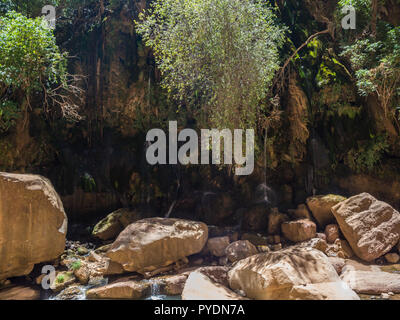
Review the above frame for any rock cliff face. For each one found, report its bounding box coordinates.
[0,173,67,280]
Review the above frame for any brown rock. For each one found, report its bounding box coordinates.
[50,271,76,292]
[299,237,328,253]
[0,285,40,300]
[92,208,142,241]
[0,173,67,280]
[340,240,355,258]
[207,237,230,257]
[86,281,150,299]
[307,194,346,228]
[73,260,108,284]
[267,209,289,234]
[332,193,400,262]
[196,266,230,287]
[161,274,189,296]
[325,224,340,244]
[385,253,400,264]
[228,247,359,300]
[281,219,316,243]
[225,240,259,263]
[106,218,208,273]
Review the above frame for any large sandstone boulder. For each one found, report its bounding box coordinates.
[281,219,316,242]
[182,271,246,300]
[307,194,346,228]
[92,208,142,240]
[0,173,67,280]
[106,218,208,273]
[332,193,400,262]
[228,247,359,300]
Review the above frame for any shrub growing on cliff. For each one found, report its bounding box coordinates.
[136,0,285,130]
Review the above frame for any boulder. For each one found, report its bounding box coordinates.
[106,218,208,273]
[182,271,245,300]
[160,273,189,296]
[325,224,340,244]
[281,219,316,242]
[225,240,258,263]
[92,208,142,240]
[267,209,289,234]
[340,261,400,294]
[228,247,359,300]
[299,238,348,259]
[339,240,355,258]
[195,266,230,287]
[332,193,400,262]
[307,194,346,228]
[385,253,400,264]
[0,173,68,280]
[86,281,150,299]
[207,237,231,257]
[0,285,40,300]
[50,271,76,292]
[73,260,108,285]
[55,285,84,300]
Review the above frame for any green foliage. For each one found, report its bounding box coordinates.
[340,20,400,131]
[0,100,19,132]
[345,135,389,172]
[0,11,68,93]
[337,0,372,30]
[56,274,65,283]
[0,11,81,131]
[136,0,285,130]
[70,260,82,271]
[0,0,60,17]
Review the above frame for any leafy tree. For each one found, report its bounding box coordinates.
[340,25,400,134]
[0,0,59,17]
[136,0,285,130]
[0,11,82,133]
